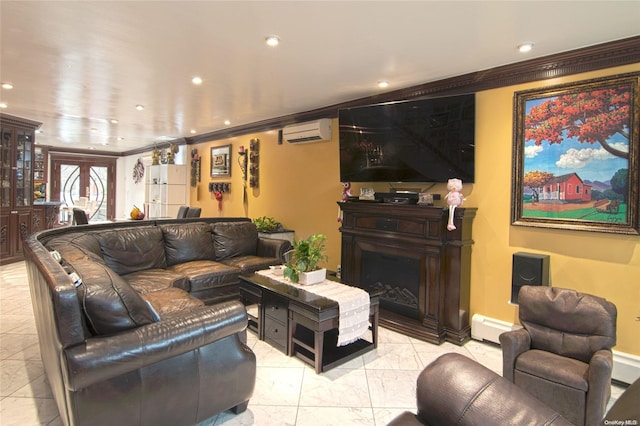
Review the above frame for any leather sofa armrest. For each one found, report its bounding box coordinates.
[257,238,292,262]
[585,348,613,425]
[499,327,531,382]
[64,300,248,391]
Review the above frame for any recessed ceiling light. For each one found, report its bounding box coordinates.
[110,119,118,124]
[90,128,98,133]
[1,83,13,90]
[190,129,197,134]
[0,103,7,109]
[224,120,231,126]
[192,76,203,85]
[377,80,389,89]
[136,104,144,111]
[265,35,280,47]
[518,43,534,53]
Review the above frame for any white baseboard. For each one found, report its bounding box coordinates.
[471,314,640,385]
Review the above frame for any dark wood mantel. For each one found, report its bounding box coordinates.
[338,201,476,345]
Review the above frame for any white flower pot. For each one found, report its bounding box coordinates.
[299,268,326,285]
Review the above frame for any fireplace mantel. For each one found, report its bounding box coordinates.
[338,202,476,345]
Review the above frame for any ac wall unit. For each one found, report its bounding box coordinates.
[283,118,332,143]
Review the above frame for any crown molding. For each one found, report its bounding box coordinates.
[123,36,640,155]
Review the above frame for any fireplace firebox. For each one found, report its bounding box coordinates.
[339,202,476,345]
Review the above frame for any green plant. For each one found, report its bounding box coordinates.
[252,216,282,232]
[283,234,328,283]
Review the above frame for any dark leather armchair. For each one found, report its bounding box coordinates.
[387,353,573,425]
[387,352,639,426]
[499,286,617,426]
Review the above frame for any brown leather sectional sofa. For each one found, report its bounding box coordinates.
[24,217,291,426]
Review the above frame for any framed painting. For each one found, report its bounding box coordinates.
[511,73,640,235]
[210,144,231,177]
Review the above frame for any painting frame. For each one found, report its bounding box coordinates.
[511,73,640,235]
[210,144,231,177]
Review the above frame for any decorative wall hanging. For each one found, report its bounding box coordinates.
[237,145,248,203]
[190,148,201,187]
[511,72,639,235]
[211,144,232,177]
[132,158,145,184]
[249,138,259,188]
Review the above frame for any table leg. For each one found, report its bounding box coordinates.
[371,308,379,348]
[314,330,324,374]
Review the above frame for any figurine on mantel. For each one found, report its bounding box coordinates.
[445,178,464,231]
[341,182,352,202]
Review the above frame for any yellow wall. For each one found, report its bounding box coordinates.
[191,63,640,355]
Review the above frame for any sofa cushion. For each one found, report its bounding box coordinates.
[161,223,217,266]
[96,227,167,275]
[45,233,104,263]
[141,287,205,318]
[122,269,190,293]
[212,222,258,260]
[69,257,155,335]
[168,260,240,292]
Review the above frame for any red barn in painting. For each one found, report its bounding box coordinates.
[540,173,592,202]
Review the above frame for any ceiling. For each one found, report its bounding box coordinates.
[1,1,639,154]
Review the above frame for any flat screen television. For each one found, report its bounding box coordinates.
[338,93,475,183]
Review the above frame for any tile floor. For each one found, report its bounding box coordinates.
[1,261,625,426]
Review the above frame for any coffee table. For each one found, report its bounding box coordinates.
[239,272,381,373]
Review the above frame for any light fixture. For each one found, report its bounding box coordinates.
[1,82,13,90]
[377,80,389,89]
[110,119,118,124]
[0,103,7,109]
[192,76,203,85]
[224,119,231,126]
[136,104,144,111]
[190,129,197,134]
[265,35,280,47]
[518,43,534,53]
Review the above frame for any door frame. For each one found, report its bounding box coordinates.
[49,153,117,221]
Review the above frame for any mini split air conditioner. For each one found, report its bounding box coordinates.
[283,118,332,143]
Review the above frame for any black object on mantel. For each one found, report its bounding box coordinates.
[338,201,477,346]
[374,192,419,204]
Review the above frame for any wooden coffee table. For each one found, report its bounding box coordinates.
[239,272,381,373]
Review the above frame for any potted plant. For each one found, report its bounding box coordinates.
[283,234,328,284]
[252,216,283,233]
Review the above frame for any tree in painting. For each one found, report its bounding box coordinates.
[525,85,630,159]
[523,170,554,203]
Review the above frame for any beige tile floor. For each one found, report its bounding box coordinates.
[1,261,625,426]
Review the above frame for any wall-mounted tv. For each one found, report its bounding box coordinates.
[339,93,475,183]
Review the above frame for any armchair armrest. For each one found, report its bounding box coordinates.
[64,300,248,391]
[499,328,531,382]
[585,349,613,425]
[257,237,292,262]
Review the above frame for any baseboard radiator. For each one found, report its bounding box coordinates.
[471,314,640,385]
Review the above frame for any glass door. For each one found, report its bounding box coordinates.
[50,154,116,222]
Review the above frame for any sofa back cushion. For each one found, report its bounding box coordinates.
[212,222,258,260]
[96,227,167,275]
[66,257,155,335]
[160,222,217,266]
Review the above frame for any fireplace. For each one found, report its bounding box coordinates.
[361,251,420,320]
[339,202,476,345]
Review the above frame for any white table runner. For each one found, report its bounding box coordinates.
[256,269,370,346]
